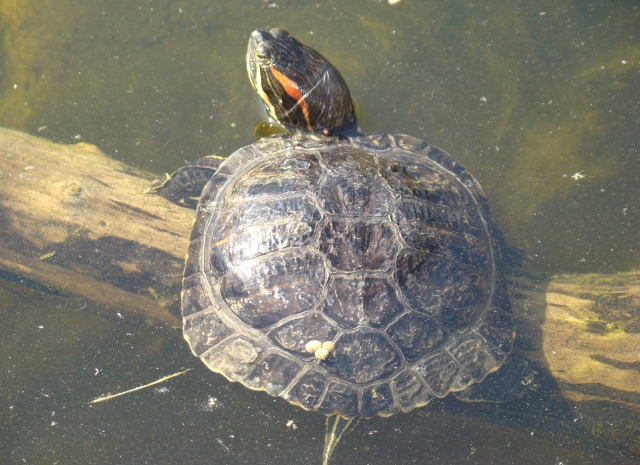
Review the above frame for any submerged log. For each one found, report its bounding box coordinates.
[0,127,188,326]
[1,127,639,452]
[512,270,640,401]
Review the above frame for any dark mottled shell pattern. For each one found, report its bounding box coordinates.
[182,132,514,419]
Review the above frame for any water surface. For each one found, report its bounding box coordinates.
[0,0,638,463]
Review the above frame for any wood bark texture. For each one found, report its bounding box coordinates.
[0,127,188,326]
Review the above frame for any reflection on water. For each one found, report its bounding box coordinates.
[0,0,638,464]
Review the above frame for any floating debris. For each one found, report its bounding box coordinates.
[216,438,231,454]
[571,171,585,180]
[38,250,56,261]
[199,396,222,412]
[90,369,191,404]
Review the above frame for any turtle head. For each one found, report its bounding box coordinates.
[247,28,358,136]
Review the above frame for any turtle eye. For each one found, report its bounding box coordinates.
[254,44,270,64]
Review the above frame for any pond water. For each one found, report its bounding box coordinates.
[0,0,638,464]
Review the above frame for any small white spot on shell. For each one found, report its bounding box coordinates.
[315,348,330,360]
[305,340,322,353]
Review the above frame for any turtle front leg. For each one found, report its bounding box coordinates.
[149,155,226,208]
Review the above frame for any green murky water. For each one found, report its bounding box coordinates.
[1,0,638,464]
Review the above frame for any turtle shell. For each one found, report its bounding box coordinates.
[182,131,514,419]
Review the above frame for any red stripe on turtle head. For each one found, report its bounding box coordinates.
[269,65,313,131]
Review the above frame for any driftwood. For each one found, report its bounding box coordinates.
[1,127,639,453]
[0,127,188,326]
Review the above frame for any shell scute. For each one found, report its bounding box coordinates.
[386,312,448,362]
[229,152,323,199]
[360,383,397,418]
[318,173,393,216]
[317,381,358,418]
[211,194,321,267]
[390,370,434,412]
[353,132,393,151]
[198,173,230,207]
[269,314,338,355]
[322,331,401,384]
[475,307,515,355]
[321,147,378,176]
[392,134,430,153]
[423,145,466,175]
[183,238,204,278]
[379,157,468,205]
[220,250,327,328]
[319,220,398,272]
[181,273,212,318]
[285,369,328,410]
[449,335,506,382]
[215,146,262,177]
[323,277,404,329]
[391,200,489,269]
[413,352,472,397]
[396,251,487,330]
[183,309,234,357]
[243,351,303,396]
[190,209,211,242]
[202,336,263,382]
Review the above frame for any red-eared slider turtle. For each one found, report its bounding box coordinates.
[157,28,514,464]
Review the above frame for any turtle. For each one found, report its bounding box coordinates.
[155,28,515,464]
